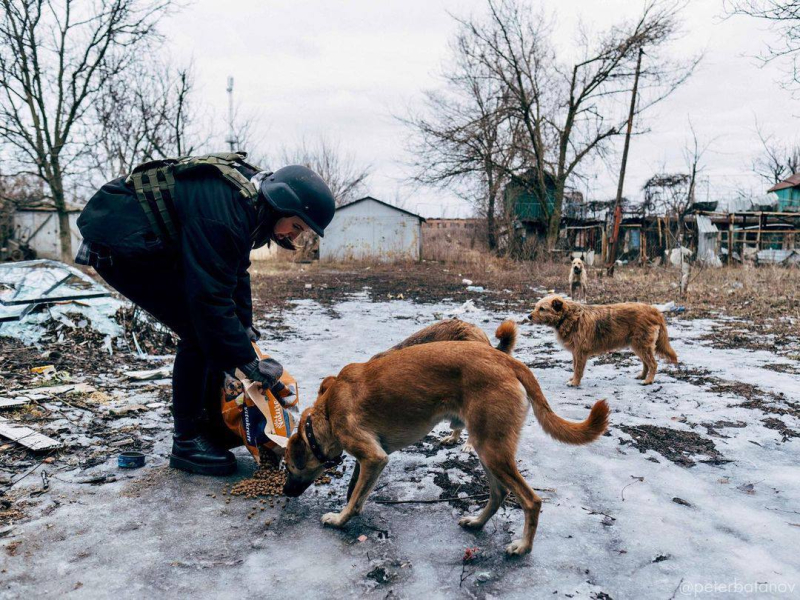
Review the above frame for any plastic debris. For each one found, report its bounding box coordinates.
[124,366,173,381]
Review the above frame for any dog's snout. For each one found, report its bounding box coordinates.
[282,484,303,497]
[283,476,314,498]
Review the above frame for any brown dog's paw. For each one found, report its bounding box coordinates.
[566,379,580,387]
[439,433,460,446]
[321,512,348,528]
[458,516,484,530]
[505,539,532,556]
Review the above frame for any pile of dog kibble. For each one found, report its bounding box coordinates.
[221,461,345,504]
[226,462,287,499]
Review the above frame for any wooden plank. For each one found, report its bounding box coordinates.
[13,383,95,397]
[0,398,30,410]
[0,416,61,451]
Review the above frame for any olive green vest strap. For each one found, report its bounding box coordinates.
[131,172,163,240]
[144,169,178,241]
[127,152,262,246]
[162,168,177,201]
[219,166,258,199]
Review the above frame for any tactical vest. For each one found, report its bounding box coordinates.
[125,152,263,245]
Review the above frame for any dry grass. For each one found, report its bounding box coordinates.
[251,253,799,353]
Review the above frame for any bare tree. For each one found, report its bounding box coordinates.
[0,0,172,261]
[453,0,699,249]
[643,121,712,245]
[727,0,800,89]
[752,123,800,185]
[277,136,371,259]
[400,24,520,250]
[279,136,371,206]
[90,60,206,182]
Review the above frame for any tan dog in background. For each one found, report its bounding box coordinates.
[282,338,609,556]
[528,294,678,386]
[372,319,517,449]
[569,257,588,302]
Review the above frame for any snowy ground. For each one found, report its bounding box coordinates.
[2,292,799,599]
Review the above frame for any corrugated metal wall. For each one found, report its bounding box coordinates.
[14,210,83,261]
[320,199,421,262]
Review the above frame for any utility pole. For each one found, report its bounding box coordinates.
[225,76,237,152]
[607,47,643,276]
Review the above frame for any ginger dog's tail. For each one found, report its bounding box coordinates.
[512,361,609,445]
[494,320,517,355]
[656,321,678,363]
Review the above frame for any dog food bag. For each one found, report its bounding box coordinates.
[220,345,299,463]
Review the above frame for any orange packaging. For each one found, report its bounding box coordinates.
[220,344,299,462]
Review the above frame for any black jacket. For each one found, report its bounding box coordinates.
[77,168,259,370]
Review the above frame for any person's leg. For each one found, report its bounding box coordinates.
[171,337,208,438]
[95,255,235,474]
[96,256,207,432]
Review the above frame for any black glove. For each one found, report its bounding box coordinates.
[240,357,283,389]
[246,326,261,342]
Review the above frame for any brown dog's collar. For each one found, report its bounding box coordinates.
[304,415,343,469]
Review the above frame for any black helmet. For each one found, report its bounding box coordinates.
[258,165,335,237]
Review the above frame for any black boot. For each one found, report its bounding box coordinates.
[170,433,237,476]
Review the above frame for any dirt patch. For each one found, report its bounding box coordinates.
[666,365,800,419]
[618,424,728,467]
[0,334,156,391]
[593,351,636,367]
[761,363,800,375]
[402,434,447,458]
[761,418,800,442]
[431,455,487,510]
[701,420,747,437]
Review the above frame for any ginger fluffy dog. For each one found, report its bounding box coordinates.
[372,318,517,449]
[528,294,678,386]
[282,335,609,556]
[569,257,588,302]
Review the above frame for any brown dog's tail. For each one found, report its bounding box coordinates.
[512,361,609,445]
[494,320,517,355]
[656,321,678,363]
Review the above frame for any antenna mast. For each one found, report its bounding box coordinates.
[225,76,237,151]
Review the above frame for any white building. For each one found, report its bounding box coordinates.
[320,197,424,262]
[14,205,83,261]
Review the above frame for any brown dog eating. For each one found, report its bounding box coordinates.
[283,337,609,556]
[372,318,517,448]
[528,294,678,386]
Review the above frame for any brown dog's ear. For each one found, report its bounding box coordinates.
[318,376,337,396]
[289,435,307,470]
[552,298,563,312]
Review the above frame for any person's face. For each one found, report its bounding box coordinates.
[273,216,309,243]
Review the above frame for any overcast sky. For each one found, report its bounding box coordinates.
[161,0,798,217]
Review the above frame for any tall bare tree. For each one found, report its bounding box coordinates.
[0,0,172,261]
[752,123,800,185]
[90,60,206,182]
[642,120,712,245]
[727,0,800,89]
[276,136,371,259]
[401,26,520,250]
[279,136,371,206]
[453,0,699,249]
